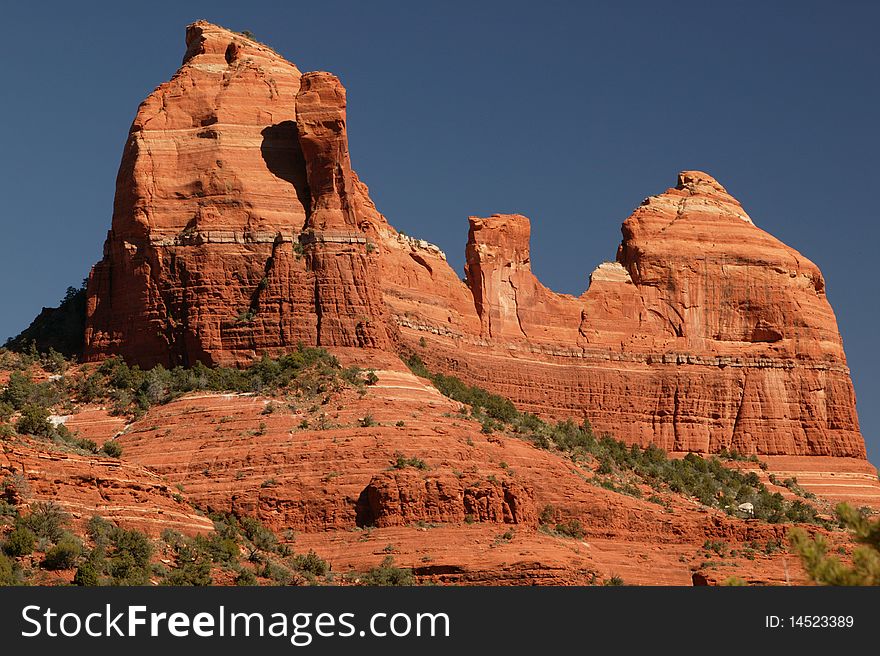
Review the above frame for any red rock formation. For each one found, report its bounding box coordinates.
[392,173,864,459]
[295,71,392,348]
[0,436,213,536]
[84,23,393,366]
[83,21,867,463]
[465,214,580,340]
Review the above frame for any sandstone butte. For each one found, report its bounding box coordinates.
[83,21,868,460]
[5,21,878,585]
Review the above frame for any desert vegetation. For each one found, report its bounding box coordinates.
[0,344,368,450]
[1,491,416,586]
[791,503,880,585]
[403,353,828,526]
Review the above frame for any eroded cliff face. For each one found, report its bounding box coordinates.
[85,21,865,459]
[84,22,390,366]
[398,171,863,457]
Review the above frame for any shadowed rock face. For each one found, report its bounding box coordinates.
[84,21,865,460]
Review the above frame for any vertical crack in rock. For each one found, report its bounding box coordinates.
[295,71,391,349]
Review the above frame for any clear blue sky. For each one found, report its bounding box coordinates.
[1,1,877,461]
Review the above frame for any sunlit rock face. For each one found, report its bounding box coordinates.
[85,23,864,460]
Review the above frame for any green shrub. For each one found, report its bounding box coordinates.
[359,556,414,586]
[553,520,586,540]
[235,567,258,586]
[15,404,53,437]
[71,436,99,453]
[791,503,880,585]
[0,424,15,440]
[1,473,29,506]
[261,560,294,585]
[18,502,68,542]
[2,371,65,411]
[3,527,35,557]
[240,516,278,555]
[73,561,101,586]
[392,454,427,470]
[538,505,556,526]
[102,440,123,458]
[68,347,348,417]
[290,550,329,577]
[403,355,518,423]
[165,543,213,586]
[86,515,115,548]
[43,534,82,570]
[194,532,240,565]
[0,552,17,585]
[103,526,153,585]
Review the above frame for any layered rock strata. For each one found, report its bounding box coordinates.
[84,21,866,461]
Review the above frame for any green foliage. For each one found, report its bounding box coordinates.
[86,515,114,548]
[718,448,761,465]
[403,354,517,422]
[86,520,155,585]
[290,550,329,577]
[193,531,240,565]
[538,506,585,539]
[790,503,880,585]
[261,560,295,585]
[236,310,256,324]
[239,516,278,555]
[2,371,65,411]
[604,575,624,586]
[359,556,414,586]
[3,527,35,557]
[73,561,101,586]
[392,453,427,470]
[553,519,586,540]
[165,543,213,586]
[0,424,15,440]
[15,404,53,437]
[1,473,28,506]
[235,568,258,586]
[17,502,68,542]
[4,283,87,358]
[703,539,728,557]
[0,552,15,585]
[43,534,82,570]
[102,440,123,458]
[779,476,817,500]
[405,355,827,526]
[70,346,346,417]
[721,576,748,586]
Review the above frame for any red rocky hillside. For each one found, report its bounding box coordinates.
[2,21,877,586]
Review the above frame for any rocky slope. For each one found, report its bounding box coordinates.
[5,351,855,585]
[400,172,863,458]
[81,21,867,467]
